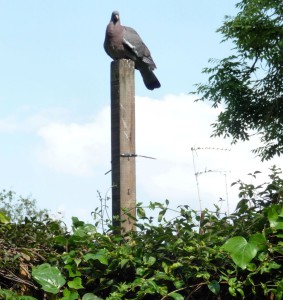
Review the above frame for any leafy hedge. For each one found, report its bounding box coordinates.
[0,166,283,299]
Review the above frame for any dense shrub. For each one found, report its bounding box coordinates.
[0,166,283,299]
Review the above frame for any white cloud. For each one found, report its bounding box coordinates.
[134,94,282,213]
[135,94,223,162]
[0,106,71,134]
[36,106,110,176]
[135,94,231,210]
[33,93,283,216]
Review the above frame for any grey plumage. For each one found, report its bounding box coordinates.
[104,11,161,90]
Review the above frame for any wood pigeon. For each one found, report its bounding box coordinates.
[104,11,161,90]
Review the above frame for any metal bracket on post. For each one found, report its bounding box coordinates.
[120,153,156,160]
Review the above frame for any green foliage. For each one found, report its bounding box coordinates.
[0,211,10,224]
[1,167,283,299]
[32,264,66,294]
[222,235,261,269]
[0,189,49,223]
[194,0,283,160]
[0,289,37,300]
[267,204,283,230]
[0,205,67,299]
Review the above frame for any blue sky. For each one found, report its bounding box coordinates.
[0,1,236,105]
[0,1,281,225]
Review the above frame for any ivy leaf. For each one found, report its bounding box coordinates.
[208,280,220,295]
[82,294,104,300]
[158,209,167,222]
[54,235,67,246]
[22,297,37,300]
[170,262,183,271]
[73,224,97,237]
[143,255,156,266]
[169,292,184,300]
[61,288,79,300]
[0,211,10,224]
[64,265,81,277]
[67,277,84,289]
[222,236,257,269]
[84,249,108,265]
[267,205,283,230]
[249,233,267,251]
[137,207,146,218]
[120,258,130,268]
[32,263,66,294]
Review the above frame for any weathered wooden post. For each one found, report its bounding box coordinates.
[111,59,136,232]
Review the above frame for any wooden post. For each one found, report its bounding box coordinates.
[111,59,136,232]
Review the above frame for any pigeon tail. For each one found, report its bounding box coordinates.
[139,65,161,90]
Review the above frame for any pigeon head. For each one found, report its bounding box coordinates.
[111,11,120,23]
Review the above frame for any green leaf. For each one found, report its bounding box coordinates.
[143,255,156,266]
[162,261,169,274]
[174,280,184,289]
[120,258,129,268]
[84,250,108,265]
[158,208,167,222]
[208,280,220,295]
[267,205,283,230]
[32,263,66,294]
[169,292,184,300]
[170,262,183,271]
[136,267,146,276]
[54,235,67,246]
[249,233,267,251]
[137,207,146,218]
[64,265,82,277]
[0,293,38,300]
[0,211,10,224]
[73,224,97,237]
[82,294,103,300]
[268,261,281,270]
[74,258,82,266]
[196,271,210,280]
[61,288,79,300]
[67,277,84,289]
[72,217,85,228]
[154,271,172,281]
[229,286,236,297]
[222,236,257,269]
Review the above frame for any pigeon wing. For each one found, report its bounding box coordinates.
[123,26,156,70]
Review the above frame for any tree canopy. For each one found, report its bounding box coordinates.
[195,0,283,160]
